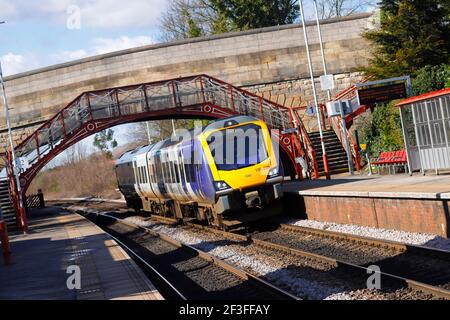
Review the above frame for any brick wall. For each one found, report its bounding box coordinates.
[299,195,449,237]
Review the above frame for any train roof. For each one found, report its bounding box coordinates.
[115,115,260,165]
[116,144,153,165]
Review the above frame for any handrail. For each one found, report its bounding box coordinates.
[2,152,26,230]
[327,108,362,171]
[291,108,319,179]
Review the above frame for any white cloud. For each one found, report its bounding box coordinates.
[0,53,42,76]
[0,0,168,28]
[91,36,154,54]
[2,35,155,76]
[52,49,89,62]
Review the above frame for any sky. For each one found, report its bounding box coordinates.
[0,0,168,76]
[0,0,336,77]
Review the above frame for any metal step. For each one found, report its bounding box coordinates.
[0,178,17,229]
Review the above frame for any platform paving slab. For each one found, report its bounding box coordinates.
[282,174,450,199]
[0,208,164,300]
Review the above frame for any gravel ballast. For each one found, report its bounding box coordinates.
[119,215,440,300]
[286,218,450,251]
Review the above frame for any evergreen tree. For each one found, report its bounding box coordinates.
[93,129,118,158]
[363,0,450,79]
[210,0,298,30]
[412,64,450,95]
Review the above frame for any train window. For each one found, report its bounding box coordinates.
[179,157,185,183]
[170,161,175,183]
[157,160,163,182]
[186,163,195,182]
[184,164,190,182]
[149,164,154,183]
[136,166,140,184]
[163,162,169,183]
[174,162,180,183]
[207,123,268,170]
[144,167,148,183]
[171,162,175,183]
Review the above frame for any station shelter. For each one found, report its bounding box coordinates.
[396,88,450,174]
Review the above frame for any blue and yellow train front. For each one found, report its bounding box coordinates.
[199,118,283,215]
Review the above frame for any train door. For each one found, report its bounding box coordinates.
[147,149,162,200]
[136,152,152,198]
[177,147,190,202]
[154,150,167,198]
[132,158,144,198]
[161,149,174,198]
[169,146,184,201]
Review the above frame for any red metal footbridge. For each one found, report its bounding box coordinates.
[0,74,364,231]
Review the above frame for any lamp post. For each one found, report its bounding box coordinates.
[312,0,331,101]
[298,0,330,179]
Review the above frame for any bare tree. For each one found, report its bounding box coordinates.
[314,0,377,20]
[160,0,219,41]
[61,140,89,165]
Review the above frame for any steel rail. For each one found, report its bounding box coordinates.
[60,201,450,299]
[98,223,187,300]
[279,223,450,260]
[149,215,450,300]
[77,210,298,300]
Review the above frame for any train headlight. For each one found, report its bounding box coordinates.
[215,181,231,191]
[268,167,279,177]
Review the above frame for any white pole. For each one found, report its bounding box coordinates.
[171,119,176,137]
[313,0,331,101]
[145,121,152,144]
[0,61,25,212]
[298,0,330,179]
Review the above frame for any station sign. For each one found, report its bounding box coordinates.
[320,74,335,91]
[356,77,409,106]
[306,105,316,116]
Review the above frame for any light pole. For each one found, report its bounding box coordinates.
[145,121,152,144]
[298,0,330,179]
[0,21,27,232]
[312,0,353,175]
[312,0,331,101]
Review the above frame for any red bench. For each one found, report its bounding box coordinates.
[371,150,408,174]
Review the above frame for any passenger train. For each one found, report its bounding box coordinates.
[115,116,284,229]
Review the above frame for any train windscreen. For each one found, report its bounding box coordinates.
[207,123,268,170]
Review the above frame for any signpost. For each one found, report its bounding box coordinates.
[356,76,411,106]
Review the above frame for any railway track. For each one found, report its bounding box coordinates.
[81,210,298,300]
[56,200,450,300]
[177,220,450,299]
[252,223,450,291]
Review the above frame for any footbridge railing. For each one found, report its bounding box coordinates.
[1,74,315,231]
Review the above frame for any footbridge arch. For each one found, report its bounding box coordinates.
[2,74,315,231]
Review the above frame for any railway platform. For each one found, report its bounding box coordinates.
[283,174,450,237]
[0,207,164,300]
